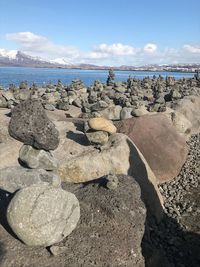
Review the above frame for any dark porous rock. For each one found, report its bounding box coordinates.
[62,175,146,267]
[9,99,59,150]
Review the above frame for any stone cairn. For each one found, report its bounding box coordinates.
[6,98,80,247]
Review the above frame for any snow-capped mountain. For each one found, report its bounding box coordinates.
[50,58,70,65]
[0,49,18,60]
[0,49,69,67]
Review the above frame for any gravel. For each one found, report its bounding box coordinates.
[143,133,200,267]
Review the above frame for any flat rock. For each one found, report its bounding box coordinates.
[19,145,58,170]
[0,167,60,193]
[88,117,117,134]
[115,114,188,183]
[8,99,59,150]
[7,184,80,247]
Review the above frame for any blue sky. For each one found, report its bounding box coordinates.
[0,0,200,65]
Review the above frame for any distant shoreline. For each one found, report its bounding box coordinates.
[0,65,196,73]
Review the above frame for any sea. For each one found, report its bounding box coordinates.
[0,66,195,88]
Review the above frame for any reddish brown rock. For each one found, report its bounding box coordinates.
[115,114,188,184]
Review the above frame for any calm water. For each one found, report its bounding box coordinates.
[0,67,195,88]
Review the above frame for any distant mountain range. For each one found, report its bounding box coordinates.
[0,48,199,72]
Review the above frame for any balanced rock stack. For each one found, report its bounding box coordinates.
[8,98,59,171]
[3,98,80,247]
[85,117,117,146]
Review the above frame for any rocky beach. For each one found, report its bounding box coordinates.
[0,70,200,267]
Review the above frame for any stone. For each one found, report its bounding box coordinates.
[88,117,117,134]
[120,107,133,120]
[106,173,119,190]
[49,245,67,256]
[9,99,59,150]
[100,105,122,120]
[132,105,149,117]
[170,111,192,138]
[86,130,109,146]
[115,114,188,183]
[44,104,55,111]
[56,102,69,111]
[7,184,80,247]
[173,95,200,135]
[0,167,60,193]
[61,175,146,266]
[171,89,181,100]
[0,96,7,108]
[58,133,163,222]
[19,145,58,171]
[90,100,108,111]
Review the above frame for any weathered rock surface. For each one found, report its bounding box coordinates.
[19,145,58,170]
[173,95,200,135]
[86,130,109,145]
[0,167,60,193]
[115,114,188,183]
[57,132,163,222]
[8,99,59,150]
[88,117,117,134]
[99,105,122,120]
[61,175,146,267]
[7,184,80,247]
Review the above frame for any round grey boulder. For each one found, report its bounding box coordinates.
[7,184,80,247]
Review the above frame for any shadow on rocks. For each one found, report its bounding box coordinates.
[0,189,19,240]
[66,131,90,146]
[142,212,200,267]
[126,139,200,266]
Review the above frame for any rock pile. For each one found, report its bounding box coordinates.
[0,72,199,266]
[1,72,200,123]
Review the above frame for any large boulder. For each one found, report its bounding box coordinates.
[54,127,163,222]
[8,99,59,150]
[115,114,188,184]
[60,175,146,267]
[7,184,80,247]
[173,95,200,135]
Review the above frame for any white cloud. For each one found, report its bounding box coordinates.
[183,44,200,54]
[4,31,200,65]
[143,43,157,53]
[6,32,80,61]
[93,43,139,56]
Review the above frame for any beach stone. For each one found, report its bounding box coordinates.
[0,96,7,108]
[19,145,58,171]
[88,117,117,134]
[132,105,149,117]
[173,95,200,135]
[0,167,60,193]
[44,104,55,111]
[61,175,146,266]
[9,99,59,150]
[115,114,188,183]
[86,130,109,146]
[100,105,122,120]
[7,184,80,247]
[120,107,133,120]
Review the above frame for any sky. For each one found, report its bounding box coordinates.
[0,0,200,66]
